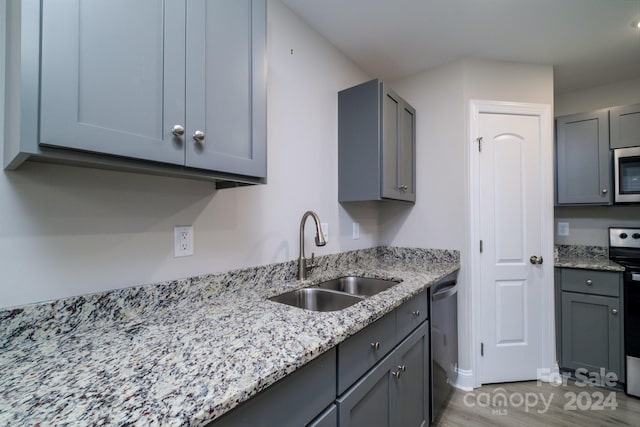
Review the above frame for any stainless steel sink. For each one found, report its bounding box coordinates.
[316,276,400,296]
[269,288,364,312]
[269,277,401,312]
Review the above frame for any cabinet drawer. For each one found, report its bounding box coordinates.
[395,290,428,343]
[337,311,396,395]
[560,269,620,297]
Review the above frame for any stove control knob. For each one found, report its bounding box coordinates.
[620,233,628,239]
[633,233,640,239]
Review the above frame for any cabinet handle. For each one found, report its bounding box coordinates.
[612,308,618,315]
[398,185,408,191]
[370,342,380,351]
[392,365,406,379]
[602,189,608,194]
[171,125,185,137]
[193,130,205,143]
[412,310,420,317]
[586,279,593,286]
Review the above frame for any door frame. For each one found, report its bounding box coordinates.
[467,100,556,388]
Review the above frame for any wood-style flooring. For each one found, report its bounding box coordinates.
[434,381,640,426]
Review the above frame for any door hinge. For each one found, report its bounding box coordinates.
[476,137,483,152]
[479,240,483,253]
[481,342,484,357]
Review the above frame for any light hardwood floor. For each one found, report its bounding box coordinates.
[434,381,640,426]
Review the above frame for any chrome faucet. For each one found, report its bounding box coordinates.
[298,210,327,280]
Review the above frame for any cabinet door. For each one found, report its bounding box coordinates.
[337,353,395,427]
[556,110,611,205]
[561,292,622,380]
[398,102,416,202]
[40,0,186,165]
[307,405,337,427]
[393,322,429,427]
[381,85,402,200]
[186,0,266,177]
[610,104,640,149]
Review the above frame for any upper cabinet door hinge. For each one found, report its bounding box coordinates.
[476,137,483,152]
[480,240,483,253]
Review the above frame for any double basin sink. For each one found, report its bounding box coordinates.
[269,276,400,312]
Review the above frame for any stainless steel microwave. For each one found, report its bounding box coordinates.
[614,146,640,203]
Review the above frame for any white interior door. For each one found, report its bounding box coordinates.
[479,112,545,384]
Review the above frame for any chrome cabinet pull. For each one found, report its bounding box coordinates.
[393,365,406,379]
[612,308,618,315]
[602,189,608,194]
[371,342,380,351]
[171,125,185,136]
[586,279,593,285]
[412,310,420,317]
[193,130,205,143]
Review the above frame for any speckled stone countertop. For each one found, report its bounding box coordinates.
[554,244,625,272]
[0,246,459,426]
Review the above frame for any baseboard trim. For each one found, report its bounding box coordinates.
[453,367,475,391]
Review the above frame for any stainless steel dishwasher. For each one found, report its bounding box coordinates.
[430,273,458,423]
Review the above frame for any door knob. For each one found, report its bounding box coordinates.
[529,255,543,265]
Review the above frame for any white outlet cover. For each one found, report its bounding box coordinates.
[174,226,194,257]
[353,222,360,240]
[557,222,570,237]
[321,222,329,242]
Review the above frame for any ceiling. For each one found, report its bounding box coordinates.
[281,0,640,94]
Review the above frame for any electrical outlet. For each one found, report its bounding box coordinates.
[353,222,360,240]
[174,226,194,257]
[557,222,570,237]
[321,222,329,243]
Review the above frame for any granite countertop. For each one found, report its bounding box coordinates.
[554,257,625,272]
[554,244,625,272]
[0,247,459,426]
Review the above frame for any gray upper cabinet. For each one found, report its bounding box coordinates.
[555,110,611,205]
[338,79,416,203]
[39,0,184,165]
[4,0,266,186]
[610,103,640,149]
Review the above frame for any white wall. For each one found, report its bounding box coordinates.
[388,59,554,386]
[554,77,640,247]
[0,0,376,309]
[555,77,640,117]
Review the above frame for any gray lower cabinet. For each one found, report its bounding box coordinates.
[610,103,640,149]
[5,0,266,185]
[307,405,337,427]
[210,289,431,426]
[555,110,611,205]
[208,348,336,427]
[337,322,429,427]
[556,268,624,385]
[338,79,416,203]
